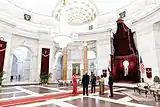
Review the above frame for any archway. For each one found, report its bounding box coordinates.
[87,50,96,75]
[87,50,96,60]
[11,46,31,82]
[53,51,63,80]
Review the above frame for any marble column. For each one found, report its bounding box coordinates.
[84,45,88,73]
[62,47,67,80]
[30,55,37,82]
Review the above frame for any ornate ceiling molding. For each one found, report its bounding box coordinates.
[53,0,98,25]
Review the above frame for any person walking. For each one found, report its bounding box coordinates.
[82,71,90,96]
[108,72,113,97]
[72,72,77,94]
[91,73,97,93]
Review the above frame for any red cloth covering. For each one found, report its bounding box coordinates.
[40,48,50,74]
[146,68,152,78]
[0,40,7,72]
[112,55,139,82]
[114,55,136,70]
[111,19,140,83]
[72,75,77,94]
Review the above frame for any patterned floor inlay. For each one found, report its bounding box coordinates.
[130,100,160,107]
[58,86,81,91]
[120,89,160,107]
[0,88,20,93]
[66,97,132,107]
[44,85,59,88]
[0,85,158,107]
[23,87,59,94]
[0,92,29,99]
[96,93,126,100]
[36,104,60,107]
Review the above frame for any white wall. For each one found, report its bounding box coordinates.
[96,38,110,76]
[131,8,160,84]
[154,22,160,77]
[1,0,160,33]
[38,34,56,83]
[8,33,39,83]
[0,0,160,85]
[0,20,56,84]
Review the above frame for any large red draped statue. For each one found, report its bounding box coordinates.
[111,18,140,83]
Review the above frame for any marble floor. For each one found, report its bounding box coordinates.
[0,84,159,107]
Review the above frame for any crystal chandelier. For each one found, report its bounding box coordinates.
[54,33,78,48]
[53,1,78,48]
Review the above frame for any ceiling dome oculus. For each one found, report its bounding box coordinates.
[53,0,98,25]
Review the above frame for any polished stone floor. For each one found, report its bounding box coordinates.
[23,86,59,94]
[0,84,158,107]
[65,97,132,107]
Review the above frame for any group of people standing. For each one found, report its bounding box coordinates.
[82,71,97,96]
[72,71,113,97]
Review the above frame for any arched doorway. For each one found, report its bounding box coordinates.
[11,47,31,82]
[53,51,63,80]
[88,50,97,75]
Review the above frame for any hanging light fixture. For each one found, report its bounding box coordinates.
[53,0,78,48]
[54,32,78,48]
[54,33,72,48]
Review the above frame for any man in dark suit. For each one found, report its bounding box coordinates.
[108,72,113,97]
[82,71,90,96]
[91,73,97,93]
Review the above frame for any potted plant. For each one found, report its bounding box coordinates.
[0,71,4,86]
[153,76,160,83]
[40,72,52,85]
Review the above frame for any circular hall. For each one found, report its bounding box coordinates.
[0,0,160,107]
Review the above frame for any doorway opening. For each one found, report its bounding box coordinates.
[11,46,31,82]
[53,51,63,80]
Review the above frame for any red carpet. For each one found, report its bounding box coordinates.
[0,87,109,106]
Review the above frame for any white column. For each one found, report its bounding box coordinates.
[135,23,158,84]
[96,39,110,76]
[29,55,37,82]
[49,46,55,83]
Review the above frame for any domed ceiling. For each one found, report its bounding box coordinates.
[54,0,97,25]
[7,0,134,25]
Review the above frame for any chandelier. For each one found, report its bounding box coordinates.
[53,1,78,48]
[54,33,78,48]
